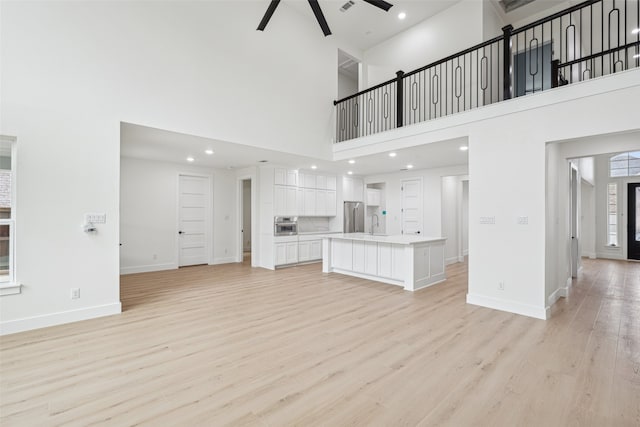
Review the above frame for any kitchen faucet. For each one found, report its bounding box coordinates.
[371,214,379,235]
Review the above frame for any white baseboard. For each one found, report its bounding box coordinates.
[212,257,236,265]
[547,287,563,307]
[0,302,122,336]
[466,293,547,320]
[446,256,461,265]
[463,249,469,256]
[120,263,177,275]
[582,251,596,259]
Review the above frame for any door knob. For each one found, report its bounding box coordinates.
[178,231,185,235]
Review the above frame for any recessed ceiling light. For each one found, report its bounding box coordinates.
[389,152,397,157]
[348,171,353,175]
[311,165,318,169]
[398,12,406,20]
[406,164,414,169]
[186,157,195,162]
[632,28,640,34]
[459,146,469,151]
[205,149,214,155]
[348,159,356,164]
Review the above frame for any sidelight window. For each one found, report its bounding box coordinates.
[607,183,618,246]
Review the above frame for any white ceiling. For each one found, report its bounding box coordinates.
[120,123,468,176]
[282,0,462,50]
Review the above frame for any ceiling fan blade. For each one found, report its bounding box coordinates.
[308,0,332,36]
[257,0,281,31]
[362,0,393,12]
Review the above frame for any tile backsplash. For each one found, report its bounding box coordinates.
[298,217,330,233]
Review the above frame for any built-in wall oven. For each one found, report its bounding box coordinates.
[274,216,298,236]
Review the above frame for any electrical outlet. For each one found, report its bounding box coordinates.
[480,216,496,225]
[517,216,529,225]
[498,282,505,291]
[71,288,80,299]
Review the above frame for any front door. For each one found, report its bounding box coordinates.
[627,183,640,260]
[178,174,210,267]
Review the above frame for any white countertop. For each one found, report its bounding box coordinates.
[321,233,447,245]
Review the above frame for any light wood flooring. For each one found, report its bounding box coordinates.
[1,258,639,426]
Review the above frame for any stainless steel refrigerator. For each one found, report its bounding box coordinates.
[344,202,365,233]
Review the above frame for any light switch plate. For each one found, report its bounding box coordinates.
[517,216,529,225]
[85,213,106,224]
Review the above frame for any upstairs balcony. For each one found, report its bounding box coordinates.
[333,0,640,143]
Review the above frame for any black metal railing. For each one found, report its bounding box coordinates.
[334,0,640,142]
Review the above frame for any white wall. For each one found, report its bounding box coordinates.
[338,72,358,100]
[0,0,362,333]
[482,0,505,39]
[120,157,237,274]
[362,0,484,87]
[364,164,469,240]
[580,179,596,259]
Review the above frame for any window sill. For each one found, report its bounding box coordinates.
[0,282,21,296]
[603,245,622,251]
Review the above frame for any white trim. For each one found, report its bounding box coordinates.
[463,249,469,256]
[212,256,236,265]
[330,268,404,287]
[120,263,178,275]
[445,256,461,265]
[0,282,21,296]
[466,293,547,320]
[0,302,122,336]
[581,251,596,259]
[547,287,563,307]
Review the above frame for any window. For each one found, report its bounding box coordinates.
[607,182,618,246]
[609,151,640,177]
[0,136,16,294]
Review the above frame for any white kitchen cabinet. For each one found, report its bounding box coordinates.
[326,190,337,216]
[304,173,316,189]
[326,175,337,191]
[310,240,322,260]
[364,241,378,275]
[274,185,298,216]
[367,189,381,206]
[332,239,353,271]
[275,243,287,265]
[343,176,364,202]
[297,188,304,215]
[275,237,299,266]
[286,169,298,186]
[316,175,327,190]
[316,190,327,216]
[274,168,287,186]
[299,241,311,262]
[303,188,316,216]
[378,243,393,278]
[352,241,365,273]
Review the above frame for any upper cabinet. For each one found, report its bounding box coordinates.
[367,189,381,206]
[343,176,364,202]
[275,168,298,187]
[274,168,337,217]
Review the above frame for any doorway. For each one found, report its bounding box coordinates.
[627,183,640,260]
[241,178,252,265]
[178,174,211,267]
[337,49,360,100]
[570,164,580,277]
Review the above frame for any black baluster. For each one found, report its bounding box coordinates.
[396,70,404,128]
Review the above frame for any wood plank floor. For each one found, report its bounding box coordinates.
[1,258,639,426]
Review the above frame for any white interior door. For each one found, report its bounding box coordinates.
[401,179,423,235]
[570,165,580,277]
[178,174,210,267]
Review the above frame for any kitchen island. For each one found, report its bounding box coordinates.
[322,233,447,291]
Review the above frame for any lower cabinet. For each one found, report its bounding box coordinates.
[275,241,298,266]
[298,239,322,263]
[276,237,322,266]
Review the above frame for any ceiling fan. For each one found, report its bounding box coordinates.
[257,0,394,37]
